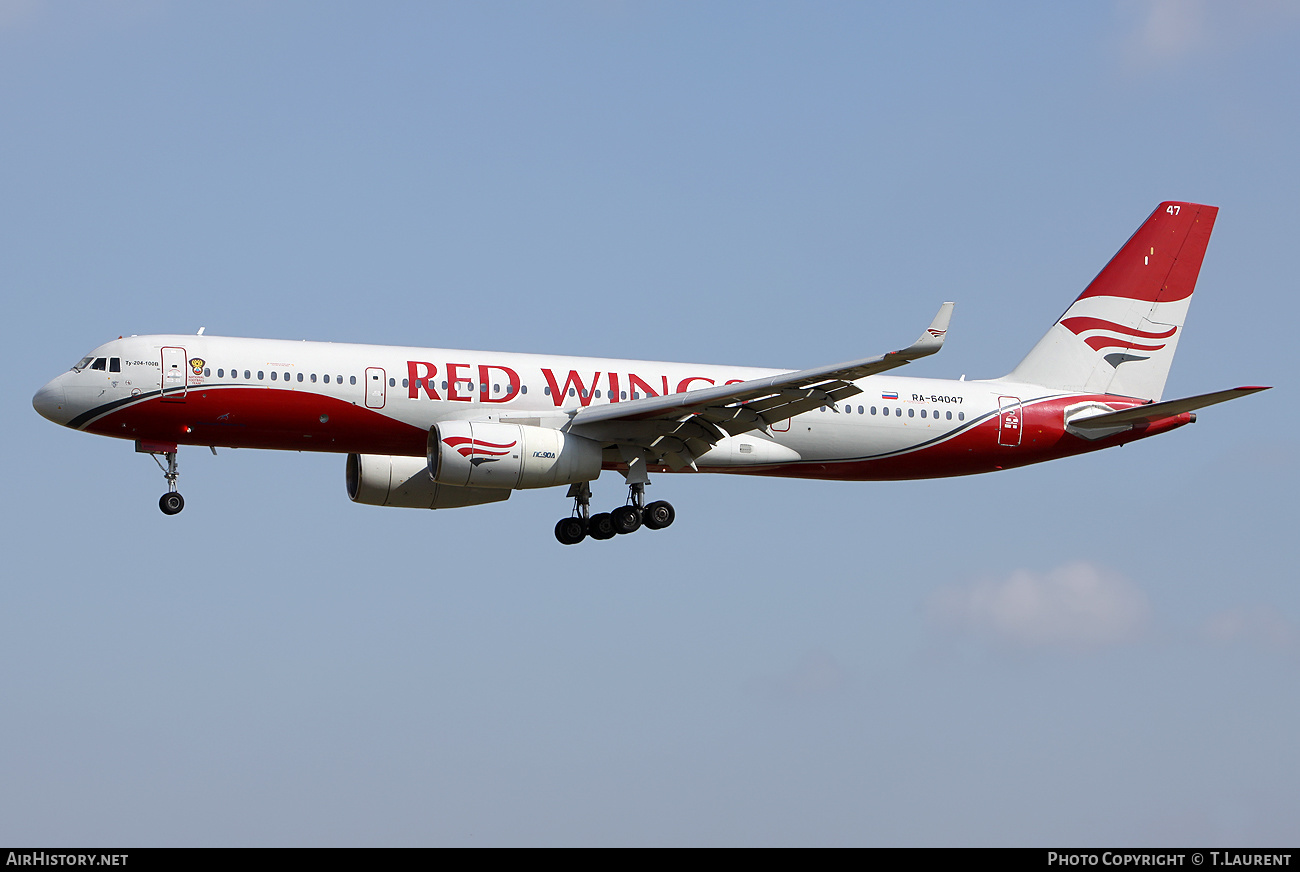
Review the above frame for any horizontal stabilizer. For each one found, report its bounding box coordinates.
[1069,386,1270,432]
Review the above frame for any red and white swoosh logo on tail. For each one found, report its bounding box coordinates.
[1061,316,1177,352]
[442,436,517,465]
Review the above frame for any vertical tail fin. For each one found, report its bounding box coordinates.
[1006,201,1218,400]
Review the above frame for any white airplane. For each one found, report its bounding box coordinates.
[33,201,1268,544]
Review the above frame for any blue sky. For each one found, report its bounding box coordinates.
[3,1,1298,846]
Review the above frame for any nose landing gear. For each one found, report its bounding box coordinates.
[137,441,185,515]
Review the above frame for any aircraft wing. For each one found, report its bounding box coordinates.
[567,302,954,470]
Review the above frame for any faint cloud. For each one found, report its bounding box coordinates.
[1202,606,1296,652]
[754,649,851,703]
[928,562,1150,650]
[1116,0,1300,69]
[1124,0,1208,63]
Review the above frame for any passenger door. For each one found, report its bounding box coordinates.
[161,346,187,400]
[365,367,386,409]
[998,396,1022,447]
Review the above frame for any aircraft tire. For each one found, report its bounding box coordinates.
[554,517,587,545]
[642,500,674,530]
[588,512,617,540]
[611,505,642,534]
[159,492,185,515]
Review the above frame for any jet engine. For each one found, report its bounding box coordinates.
[429,421,603,489]
[346,453,510,509]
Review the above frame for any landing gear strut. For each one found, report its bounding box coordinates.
[139,441,185,515]
[552,479,675,545]
[155,452,184,515]
[554,482,591,545]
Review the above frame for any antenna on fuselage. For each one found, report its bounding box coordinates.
[196,327,205,335]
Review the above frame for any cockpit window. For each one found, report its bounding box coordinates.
[109,358,121,373]
[72,356,94,372]
[90,358,107,371]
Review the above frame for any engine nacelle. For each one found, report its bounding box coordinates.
[346,453,510,509]
[429,421,603,489]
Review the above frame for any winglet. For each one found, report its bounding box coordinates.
[897,302,954,359]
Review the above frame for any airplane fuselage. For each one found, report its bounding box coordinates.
[34,333,1184,483]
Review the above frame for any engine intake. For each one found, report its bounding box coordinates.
[429,421,602,489]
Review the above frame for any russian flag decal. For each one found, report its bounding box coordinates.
[882,391,898,400]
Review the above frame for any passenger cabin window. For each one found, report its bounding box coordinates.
[350,376,356,385]
[204,368,210,377]
[258,371,264,380]
[297,373,303,382]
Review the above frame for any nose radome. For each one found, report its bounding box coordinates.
[32,379,68,425]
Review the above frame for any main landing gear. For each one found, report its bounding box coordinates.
[554,481,675,545]
[139,441,185,515]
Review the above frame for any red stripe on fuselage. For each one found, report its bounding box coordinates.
[690,395,1192,481]
[82,387,428,456]
[84,387,1192,483]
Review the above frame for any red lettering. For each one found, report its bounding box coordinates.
[446,363,471,401]
[607,372,620,403]
[541,369,601,407]
[479,364,520,404]
[725,379,745,385]
[676,376,715,393]
[628,373,664,398]
[407,361,441,400]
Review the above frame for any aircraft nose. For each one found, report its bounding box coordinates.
[32,379,69,425]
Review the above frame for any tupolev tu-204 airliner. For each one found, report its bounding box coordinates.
[33,202,1268,544]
